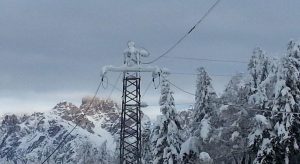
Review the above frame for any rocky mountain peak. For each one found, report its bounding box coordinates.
[2,115,19,126]
[53,101,80,112]
[80,97,118,115]
[0,98,122,163]
[1,115,21,134]
[0,97,151,163]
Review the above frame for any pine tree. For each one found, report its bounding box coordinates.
[192,67,217,140]
[248,48,270,91]
[221,73,244,104]
[242,48,278,163]
[152,71,182,164]
[142,121,153,164]
[248,47,274,107]
[249,114,278,164]
[180,67,217,162]
[253,41,300,163]
[271,41,300,163]
[248,47,278,122]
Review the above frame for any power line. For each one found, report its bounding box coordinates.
[163,56,248,64]
[108,73,122,99]
[168,80,196,97]
[142,80,153,97]
[229,104,300,115]
[41,79,104,164]
[142,0,222,64]
[171,72,243,77]
[108,81,122,93]
[167,79,300,115]
[147,103,194,107]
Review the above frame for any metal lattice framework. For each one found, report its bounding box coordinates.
[102,42,160,164]
[120,73,142,164]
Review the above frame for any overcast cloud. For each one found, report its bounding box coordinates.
[0,0,300,116]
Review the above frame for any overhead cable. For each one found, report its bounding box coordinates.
[142,0,222,64]
[108,73,122,99]
[167,80,196,96]
[142,80,153,97]
[167,79,300,115]
[163,56,247,64]
[171,72,244,77]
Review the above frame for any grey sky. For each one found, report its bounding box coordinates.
[0,0,300,116]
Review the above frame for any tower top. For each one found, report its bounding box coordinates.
[102,42,161,79]
[123,41,150,67]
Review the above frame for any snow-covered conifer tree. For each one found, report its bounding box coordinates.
[270,40,300,163]
[242,48,278,163]
[248,48,278,109]
[142,121,153,164]
[252,41,300,163]
[192,67,217,140]
[221,73,245,104]
[249,114,277,164]
[152,71,182,164]
[248,48,270,91]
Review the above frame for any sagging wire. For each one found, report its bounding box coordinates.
[108,73,122,99]
[142,80,153,98]
[142,0,221,64]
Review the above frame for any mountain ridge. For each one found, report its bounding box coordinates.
[0,97,122,164]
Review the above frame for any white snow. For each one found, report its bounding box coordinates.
[219,105,229,112]
[294,139,299,150]
[102,65,160,77]
[230,131,240,141]
[180,137,199,157]
[199,152,213,163]
[276,122,287,138]
[275,80,285,98]
[85,115,116,151]
[248,128,263,146]
[255,114,271,128]
[167,120,178,134]
[200,118,211,140]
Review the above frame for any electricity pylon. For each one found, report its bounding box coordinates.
[102,41,160,164]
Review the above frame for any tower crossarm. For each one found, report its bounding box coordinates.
[102,65,161,78]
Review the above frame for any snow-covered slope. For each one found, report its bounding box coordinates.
[0,98,123,164]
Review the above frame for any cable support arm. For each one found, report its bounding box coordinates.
[101,65,162,79]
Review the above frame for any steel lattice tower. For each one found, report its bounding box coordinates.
[101,41,160,164]
[120,72,142,164]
